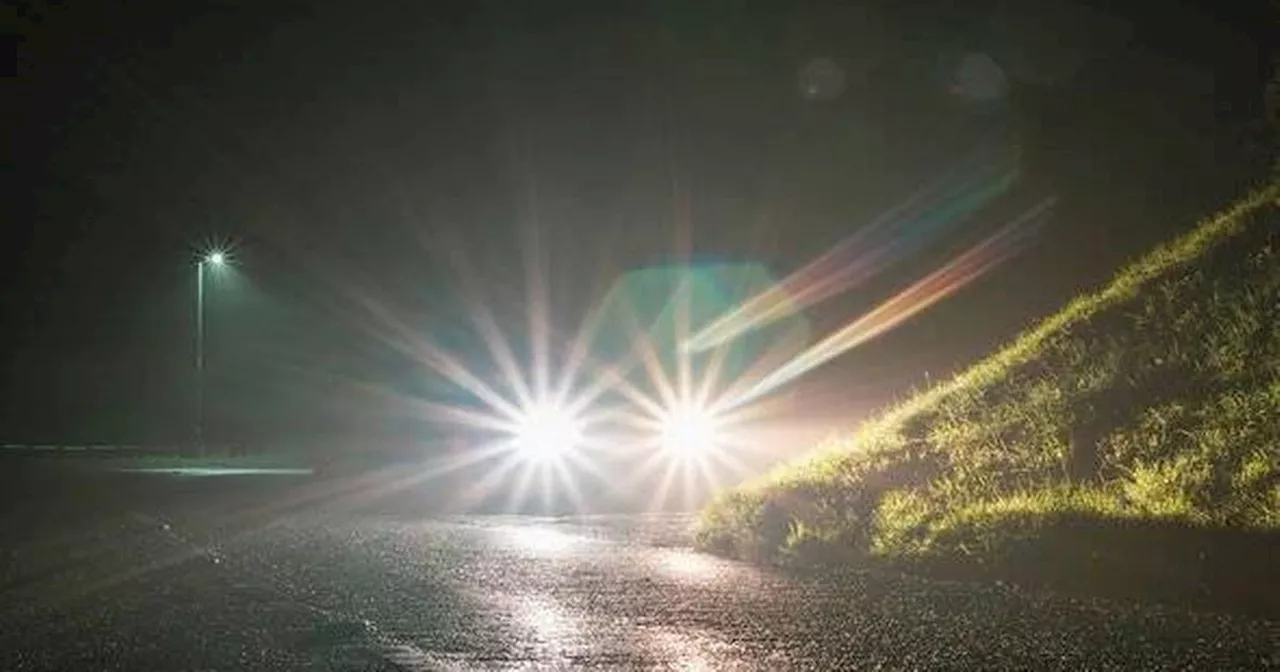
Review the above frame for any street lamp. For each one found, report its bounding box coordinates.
[195,250,227,453]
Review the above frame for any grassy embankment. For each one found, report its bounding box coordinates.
[696,181,1280,616]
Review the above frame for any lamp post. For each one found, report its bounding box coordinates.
[195,251,226,453]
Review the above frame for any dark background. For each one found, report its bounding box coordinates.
[3,1,1274,453]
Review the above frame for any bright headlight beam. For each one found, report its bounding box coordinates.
[513,403,584,460]
[658,402,720,456]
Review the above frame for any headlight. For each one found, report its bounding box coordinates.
[658,401,720,456]
[513,403,583,459]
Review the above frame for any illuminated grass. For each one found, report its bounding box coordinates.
[696,180,1280,608]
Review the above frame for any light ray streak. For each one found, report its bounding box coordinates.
[686,150,1019,354]
[363,388,519,434]
[547,457,588,511]
[684,177,941,353]
[711,325,811,414]
[291,444,516,515]
[628,308,685,416]
[444,249,535,409]
[693,327,734,410]
[341,285,524,421]
[454,448,530,510]
[522,183,552,403]
[675,278,695,406]
[552,286,616,407]
[509,459,543,510]
[727,196,1057,409]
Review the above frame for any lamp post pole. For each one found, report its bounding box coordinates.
[195,251,225,454]
[196,258,206,454]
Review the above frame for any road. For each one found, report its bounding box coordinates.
[1,467,1277,670]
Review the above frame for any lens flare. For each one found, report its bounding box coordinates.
[686,144,1020,354]
[727,196,1057,409]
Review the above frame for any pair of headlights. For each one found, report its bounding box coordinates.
[511,401,721,460]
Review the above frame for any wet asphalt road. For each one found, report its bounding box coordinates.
[1,470,1278,670]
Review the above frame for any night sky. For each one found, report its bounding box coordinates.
[4,1,1273,451]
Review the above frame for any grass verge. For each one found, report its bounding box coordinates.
[697,180,1280,617]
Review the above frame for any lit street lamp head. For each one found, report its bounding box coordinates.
[206,251,226,266]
